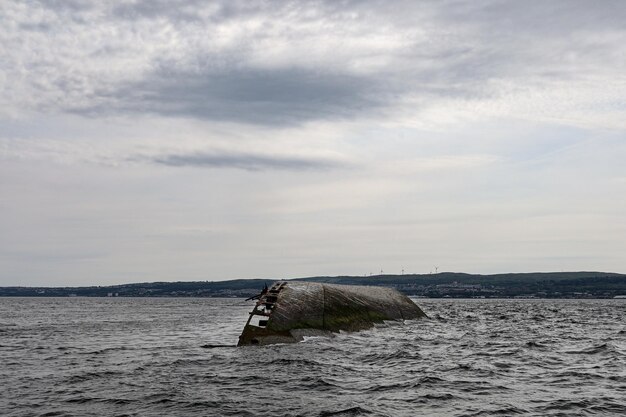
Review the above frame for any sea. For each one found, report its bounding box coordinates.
[1,297,625,416]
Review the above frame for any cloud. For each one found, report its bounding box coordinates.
[148,151,344,171]
[3,0,626,128]
[2,0,626,285]
[72,67,391,126]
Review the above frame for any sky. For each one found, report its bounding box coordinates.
[1,0,625,286]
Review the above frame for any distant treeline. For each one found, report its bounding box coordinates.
[1,272,625,298]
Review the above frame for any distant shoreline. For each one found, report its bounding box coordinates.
[2,271,625,299]
[1,295,625,300]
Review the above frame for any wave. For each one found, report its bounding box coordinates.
[200,343,236,348]
[319,406,371,416]
[358,349,422,364]
[564,343,613,355]
[79,346,132,355]
[65,370,125,383]
[524,340,548,349]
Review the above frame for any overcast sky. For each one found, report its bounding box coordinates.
[1,0,625,286]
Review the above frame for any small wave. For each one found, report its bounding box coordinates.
[150,398,176,405]
[415,376,446,386]
[524,341,547,349]
[469,405,527,415]
[100,398,134,405]
[453,363,497,377]
[267,358,322,367]
[65,370,124,383]
[145,397,221,408]
[361,380,412,393]
[407,392,458,405]
[359,349,422,364]
[200,343,236,348]
[297,376,340,390]
[169,358,214,367]
[65,397,95,404]
[434,314,448,322]
[588,399,626,413]
[80,346,131,355]
[319,406,370,416]
[183,400,221,409]
[492,361,513,369]
[452,380,510,393]
[539,398,595,412]
[421,393,457,400]
[564,343,611,354]
[553,370,605,382]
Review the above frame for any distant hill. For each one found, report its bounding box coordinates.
[1,272,625,298]
[295,271,626,298]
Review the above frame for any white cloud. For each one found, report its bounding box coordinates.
[2,0,625,128]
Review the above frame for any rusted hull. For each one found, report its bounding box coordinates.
[238,281,427,346]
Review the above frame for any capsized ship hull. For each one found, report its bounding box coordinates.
[238,281,427,346]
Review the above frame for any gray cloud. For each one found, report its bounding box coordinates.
[149,151,343,171]
[110,0,265,23]
[110,0,210,22]
[5,0,626,127]
[73,67,391,126]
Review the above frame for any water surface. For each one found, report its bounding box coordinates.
[1,298,625,416]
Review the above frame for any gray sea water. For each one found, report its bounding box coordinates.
[1,297,625,416]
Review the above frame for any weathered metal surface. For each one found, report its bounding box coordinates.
[237,281,427,346]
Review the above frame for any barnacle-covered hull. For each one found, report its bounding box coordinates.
[237,281,427,346]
